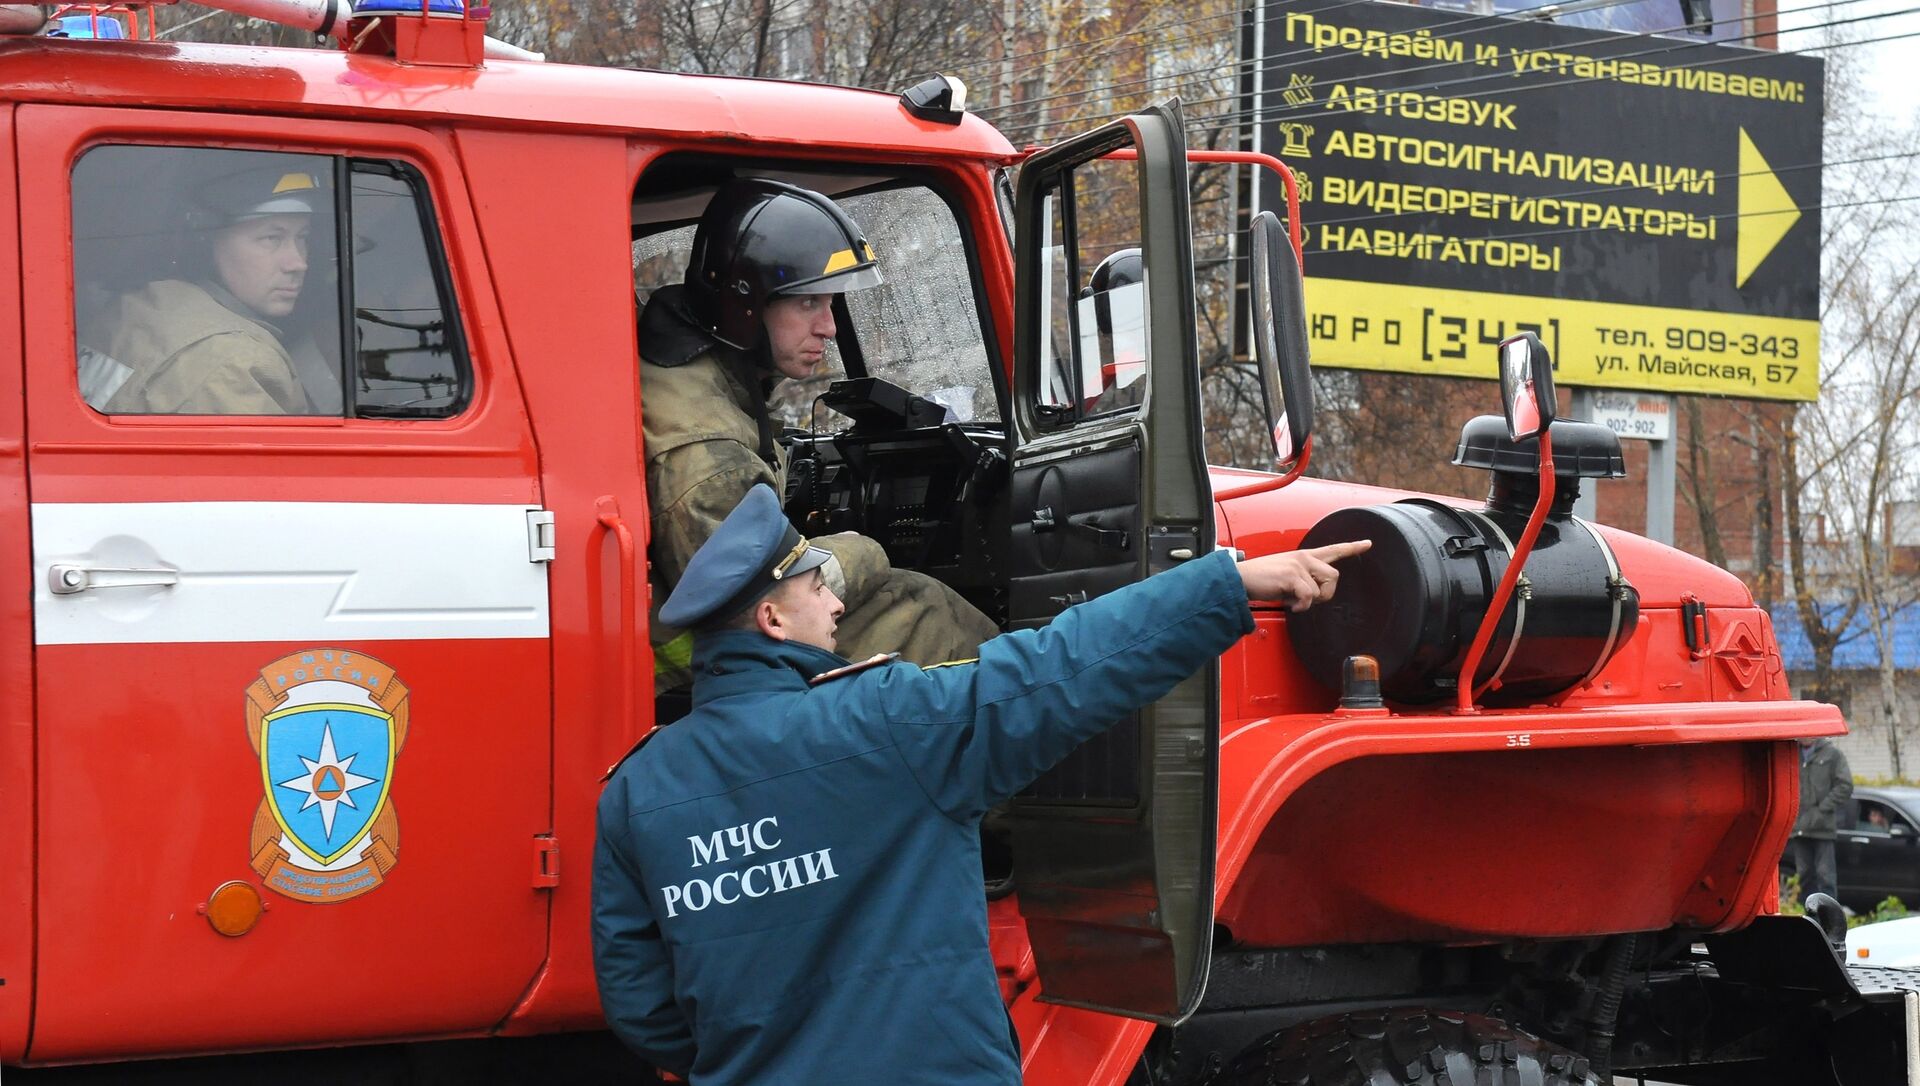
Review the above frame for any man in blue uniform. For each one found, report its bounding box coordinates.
[592,484,1369,1084]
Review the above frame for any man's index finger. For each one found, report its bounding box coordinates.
[1308,539,1373,562]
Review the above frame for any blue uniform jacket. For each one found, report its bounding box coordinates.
[592,549,1254,1084]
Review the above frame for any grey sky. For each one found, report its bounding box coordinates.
[1778,0,1920,128]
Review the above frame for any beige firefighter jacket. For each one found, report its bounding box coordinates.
[641,349,995,691]
[643,351,883,679]
[81,279,312,415]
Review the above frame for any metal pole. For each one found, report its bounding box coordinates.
[1646,394,1677,545]
[1570,387,1598,522]
[1251,0,1267,223]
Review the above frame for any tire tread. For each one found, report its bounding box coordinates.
[1209,1008,1605,1086]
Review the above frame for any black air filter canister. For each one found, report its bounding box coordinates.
[1288,499,1638,707]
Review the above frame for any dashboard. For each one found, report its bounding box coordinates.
[781,378,1011,622]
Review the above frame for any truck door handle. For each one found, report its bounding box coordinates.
[1068,514,1129,550]
[595,497,640,751]
[1031,508,1127,549]
[48,563,179,595]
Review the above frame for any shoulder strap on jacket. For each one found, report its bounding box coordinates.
[809,652,901,686]
[602,726,664,782]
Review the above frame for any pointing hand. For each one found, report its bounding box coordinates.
[1235,540,1372,612]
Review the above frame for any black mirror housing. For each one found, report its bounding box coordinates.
[1247,210,1313,470]
[899,74,968,125]
[1498,331,1557,443]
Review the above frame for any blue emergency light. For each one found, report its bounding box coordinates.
[349,0,468,14]
[51,13,127,37]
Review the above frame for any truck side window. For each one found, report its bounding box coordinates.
[348,161,471,418]
[1033,157,1146,423]
[73,146,343,416]
[70,146,470,419]
[632,179,996,429]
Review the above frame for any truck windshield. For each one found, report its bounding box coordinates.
[633,182,1000,430]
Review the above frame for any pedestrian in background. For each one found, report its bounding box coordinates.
[1783,735,1853,905]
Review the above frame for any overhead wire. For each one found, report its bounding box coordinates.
[155,6,229,38]
[938,5,1243,75]
[1242,3,1911,126]
[936,1,1306,75]
[992,7,1892,136]
[1219,16,1920,131]
[951,8,1268,132]
[989,0,1909,133]
[981,0,1654,120]
[983,0,1708,128]
[949,0,1670,100]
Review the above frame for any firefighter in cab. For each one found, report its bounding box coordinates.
[636,179,998,702]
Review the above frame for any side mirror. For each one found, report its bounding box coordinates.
[1499,331,1556,442]
[1894,823,1913,838]
[1248,210,1313,471]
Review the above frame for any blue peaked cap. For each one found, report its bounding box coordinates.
[659,484,832,629]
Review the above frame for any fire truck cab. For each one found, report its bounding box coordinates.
[3,6,1918,1084]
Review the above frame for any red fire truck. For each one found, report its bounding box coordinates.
[1,1,1913,1082]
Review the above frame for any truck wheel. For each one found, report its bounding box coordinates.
[1209,1008,1604,1086]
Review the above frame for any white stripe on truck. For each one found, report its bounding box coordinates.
[32,502,551,645]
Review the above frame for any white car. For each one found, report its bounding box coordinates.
[1845,914,1920,966]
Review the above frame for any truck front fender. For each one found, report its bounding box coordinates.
[1213,698,1838,946]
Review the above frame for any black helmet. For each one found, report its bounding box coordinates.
[685,179,884,352]
[1081,247,1142,334]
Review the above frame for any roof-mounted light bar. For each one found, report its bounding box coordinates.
[15,0,543,61]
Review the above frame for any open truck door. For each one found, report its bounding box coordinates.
[1003,102,1217,1024]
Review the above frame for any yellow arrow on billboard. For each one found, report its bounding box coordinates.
[1737,128,1800,288]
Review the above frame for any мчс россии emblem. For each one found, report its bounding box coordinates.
[245,649,409,904]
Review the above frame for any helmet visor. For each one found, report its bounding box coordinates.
[778,263,885,296]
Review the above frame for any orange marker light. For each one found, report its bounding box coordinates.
[1339,655,1384,710]
[1858,947,1871,958]
[202,881,265,937]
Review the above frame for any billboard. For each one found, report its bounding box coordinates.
[1249,0,1824,400]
